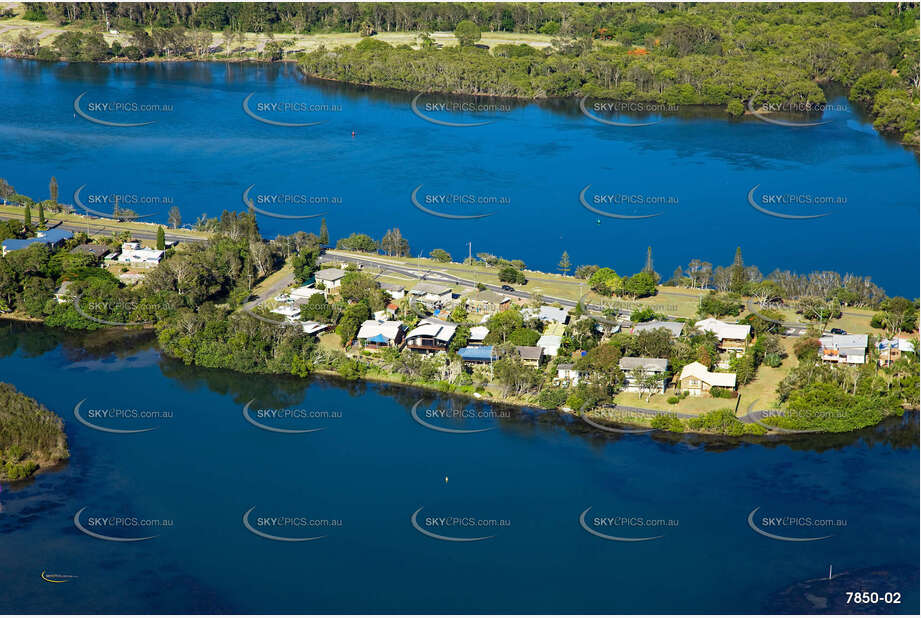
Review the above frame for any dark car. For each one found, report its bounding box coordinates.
[830,328,847,335]
[500,284,514,292]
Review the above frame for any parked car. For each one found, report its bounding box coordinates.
[500,284,514,292]
[830,328,847,335]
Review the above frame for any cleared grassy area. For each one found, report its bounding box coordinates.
[0,8,569,56]
[330,249,710,314]
[614,338,798,416]
[0,205,210,240]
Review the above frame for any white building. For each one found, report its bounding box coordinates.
[357,319,405,348]
[694,317,752,353]
[315,268,346,288]
[819,334,868,365]
[290,285,325,301]
[537,334,562,357]
[619,357,669,393]
[678,362,737,396]
[556,364,581,386]
[116,242,164,267]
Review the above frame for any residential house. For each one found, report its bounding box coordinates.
[271,304,302,320]
[516,346,543,368]
[631,320,684,338]
[70,243,110,260]
[537,334,562,357]
[678,362,737,396]
[405,317,457,352]
[556,363,581,386]
[877,337,915,367]
[410,283,453,308]
[694,318,751,353]
[523,305,570,325]
[819,334,868,365]
[468,326,490,345]
[314,267,346,289]
[619,357,669,393]
[54,281,75,303]
[300,321,331,336]
[379,283,406,300]
[116,242,164,267]
[457,345,496,366]
[357,320,405,349]
[1,228,74,255]
[289,285,325,302]
[465,289,511,314]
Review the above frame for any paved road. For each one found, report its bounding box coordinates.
[325,251,819,331]
[0,213,209,244]
[243,270,295,311]
[324,250,635,321]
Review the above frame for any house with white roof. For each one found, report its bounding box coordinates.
[116,242,164,267]
[556,363,581,387]
[537,334,562,357]
[619,357,669,393]
[315,267,347,289]
[300,321,331,336]
[632,320,684,338]
[694,318,751,353]
[678,362,736,396]
[357,320,405,349]
[468,326,490,345]
[289,285,325,301]
[405,317,456,352]
[523,305,570,324]
[271,304,302,319]
[819,333,868,365]
[379,283,406,299]
[877,337,915,367]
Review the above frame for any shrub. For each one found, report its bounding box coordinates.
[536,388,568,409]
[651,414,684,432]
[667,396,680,404]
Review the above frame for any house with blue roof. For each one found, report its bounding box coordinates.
[1,228,74,256]
[457,345,496,365]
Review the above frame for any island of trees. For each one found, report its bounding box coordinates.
[0,382,69,480]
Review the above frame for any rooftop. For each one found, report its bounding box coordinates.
[632,320,684,338]
[314,267,346,281]
[516,346,543,361]
[411,282,452,296]
[695,318,751,341]
[679,361,736,388]
[619,357,668,372]
[457,345,495,361]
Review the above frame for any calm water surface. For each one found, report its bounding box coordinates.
[0,324,917,613]
[0,58,918,296]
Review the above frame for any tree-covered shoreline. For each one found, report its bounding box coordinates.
[3,2,918,144]
[0,382,69,480]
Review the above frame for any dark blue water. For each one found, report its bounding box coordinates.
[0,324,917,613]
[1,59,918,297]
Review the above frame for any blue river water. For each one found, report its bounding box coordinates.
[0,58,918,297]
[0,324,917,613]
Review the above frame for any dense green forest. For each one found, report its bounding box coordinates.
[0,382,69,480]
[17,2,920,143]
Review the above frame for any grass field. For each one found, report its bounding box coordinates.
[0,4,573,57]
[0,204,210,241]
